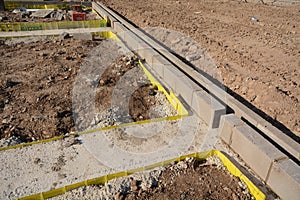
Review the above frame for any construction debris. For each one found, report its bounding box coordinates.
[30,9,54,18]
[0,4,99,23]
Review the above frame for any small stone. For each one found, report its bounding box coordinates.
[148,89,157,96]
[186,54,201,62]
[39,52,47,57]
[131,179,139,192]
[0,16,8,21]
[232,193,239,200]
[114,192,125,200]
[241,86,248,94]
[99,79,105,86]
[250,95,257,102]
[171,38,181,44]
[58,32,71,41]
[34,158,41,164]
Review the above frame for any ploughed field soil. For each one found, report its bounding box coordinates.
[99,0,300,138]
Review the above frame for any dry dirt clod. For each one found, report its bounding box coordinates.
[130,179,139,192]
[114,192,125,200]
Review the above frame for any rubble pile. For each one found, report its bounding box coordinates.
[0,5,98,22]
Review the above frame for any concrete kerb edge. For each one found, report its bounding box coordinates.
[218,114,245,145]
[17,150,265,200]
[227,97,300,161]
[218,114,300,199]
[257,122,300,161]
[0,28,113,38]
[219,114,289,180]
[266,158,300,200]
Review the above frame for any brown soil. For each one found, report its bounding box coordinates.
[99,0,300,137]
[96,56,139,112]
[0,38,99,141]
[95,55,163,122]
[129,84,158,121]
[122,158,252,200]
[0,38,163,142]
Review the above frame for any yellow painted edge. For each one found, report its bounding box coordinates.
[4,2,71,10]
[212,150,266,200]
[98,31,187,120]
[0,19,107,32]
[0,115,182,152]
[138,60,188,116]
[17,150,265,200]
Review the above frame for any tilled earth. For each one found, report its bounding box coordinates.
[99,0,300,138]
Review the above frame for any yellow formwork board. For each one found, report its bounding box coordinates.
[4,2,71,10]
[0,19,107,32]
[0,116,185,152]
[138,60,188,117]
[17,150,265,200]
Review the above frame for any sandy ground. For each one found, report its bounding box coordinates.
[99,0,300,138]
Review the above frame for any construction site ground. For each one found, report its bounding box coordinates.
[100,0,300,138]
[0,35,259,199]
[52,157,253,200]
[0,0,299,199]
[0,37,176,143]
